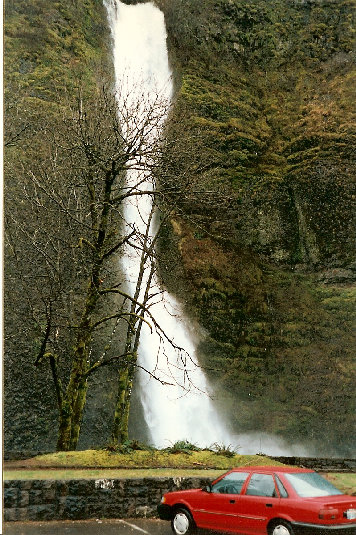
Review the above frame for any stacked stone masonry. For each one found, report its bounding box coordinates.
[4,477,210,522]
[271,457,356,472]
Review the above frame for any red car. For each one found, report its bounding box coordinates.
[157,466,356,535]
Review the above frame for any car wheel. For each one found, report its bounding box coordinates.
[269,520,294,535]
[171,507,196,535]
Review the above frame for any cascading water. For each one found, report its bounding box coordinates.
[104,0,234,448]
[103,0,311,456]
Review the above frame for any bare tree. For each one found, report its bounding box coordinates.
[5,82,181,451]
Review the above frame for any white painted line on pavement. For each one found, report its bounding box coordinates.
[117,519,151,534]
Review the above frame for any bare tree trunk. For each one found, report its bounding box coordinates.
[69,377,89,450]
[56,342,90,451]
[56,284,98,451]
[111,353,136,445]
[110,205,156,445]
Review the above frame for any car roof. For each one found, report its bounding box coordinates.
[230,466,314,473]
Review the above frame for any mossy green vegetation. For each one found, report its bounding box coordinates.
[4,0,114,452]
[157,0,356,456]
[164,222,356,454]
[7,449,283,470]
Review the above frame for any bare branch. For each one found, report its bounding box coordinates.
[84,352,174,386]
[91,311,152,332]
[101,230,135,261]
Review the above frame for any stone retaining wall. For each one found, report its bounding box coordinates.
[271,457,356,472]
[4,476,210,522]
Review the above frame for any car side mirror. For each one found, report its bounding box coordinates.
[202,483,212,493]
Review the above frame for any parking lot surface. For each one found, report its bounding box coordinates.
[3,518,174,535]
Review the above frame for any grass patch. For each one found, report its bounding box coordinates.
[30,450,276,470]
[4,467,355,496]
[9,450,283,470]
[324,473,356,495]
[3,468,225,481]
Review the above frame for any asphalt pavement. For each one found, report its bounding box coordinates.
[3,518,174,535]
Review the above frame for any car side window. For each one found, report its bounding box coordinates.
[245,473,277,497]
[275,475,289,498]
[212,472,249,495]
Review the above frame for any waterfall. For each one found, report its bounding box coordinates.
[103,1,312,456]
[104,0,233,448]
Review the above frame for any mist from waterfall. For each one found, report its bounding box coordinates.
[103,0,311,456]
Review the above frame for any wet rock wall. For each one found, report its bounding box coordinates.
[4,477,210,522]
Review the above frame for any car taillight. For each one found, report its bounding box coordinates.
[319,508,339,520]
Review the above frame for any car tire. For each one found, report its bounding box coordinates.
[268,519,294,535]
[171,507,196,535]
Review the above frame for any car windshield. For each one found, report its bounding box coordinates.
[284,472,343,497]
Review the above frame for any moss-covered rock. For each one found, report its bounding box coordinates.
[4,0,114,453]
[157,0,356,455]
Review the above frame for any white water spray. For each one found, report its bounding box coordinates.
[104,0,233,448]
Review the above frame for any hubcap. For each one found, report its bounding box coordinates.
[272,525,290,535]
[173,512,190,535]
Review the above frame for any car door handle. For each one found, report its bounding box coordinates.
[230,499,236,503]
[266,503,273,507]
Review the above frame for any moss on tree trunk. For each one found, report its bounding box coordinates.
[111,360,135,445]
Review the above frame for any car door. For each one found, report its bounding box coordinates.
[238,472,280,535]
[194,471,250,532]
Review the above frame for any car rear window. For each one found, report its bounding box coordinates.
[284,472,343,497]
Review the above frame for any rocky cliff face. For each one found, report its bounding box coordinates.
[155,0,356,455]
[4,0,114,452]
[4,0,355,456]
